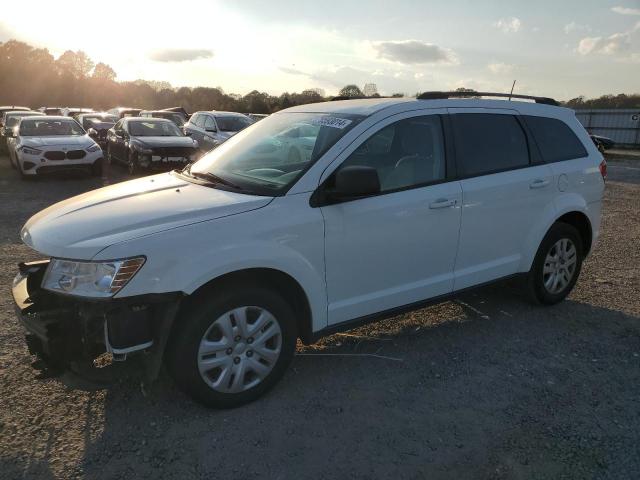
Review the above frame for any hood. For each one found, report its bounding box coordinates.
[21,172,273,259]
[135,136,196,148]
[23,135,94,148]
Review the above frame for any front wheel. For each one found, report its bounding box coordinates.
[527,223,584,305]
[166,286,297,408]
[127,152,139,176]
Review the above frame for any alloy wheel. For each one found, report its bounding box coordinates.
[543,238,577,294]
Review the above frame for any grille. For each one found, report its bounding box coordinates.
[44,151,65,160]
[66,150,86,160]
[152,147,194,157]
[44,150,86,160]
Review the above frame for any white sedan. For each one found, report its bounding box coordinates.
[10,116,103,179]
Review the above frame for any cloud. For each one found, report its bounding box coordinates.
[149,49,214,62]
[611,6,640,15]
[278,66,308,76]
[578,33,630,55]
[493,17,521,33]
[487,62,514,74]
[564,22,591,34]
[372,40,457,65]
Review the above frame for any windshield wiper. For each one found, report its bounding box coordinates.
[187,170,244,191]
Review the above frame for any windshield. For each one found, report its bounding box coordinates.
[6,112,43,127]
[188,112,363,195]
[154,112,185,126]
[129,120,182,137]
[20,119,85,136]
[86,114,118,123]
[215,115,253,132]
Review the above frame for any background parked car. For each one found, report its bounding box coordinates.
[76,112,118,148]
[10,115,103,178]
[590,134,615,150]
[162,106,190,120]
[0,106,29,119]
[106,117,198,175]
[1,110,43,154]
[248,113,269,122]
[107,107,142,119]
[139,110,187,128]
[37,107,64,115]
[184,111,253,152]
[61,107,94,117]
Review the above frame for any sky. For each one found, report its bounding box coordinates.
[1,0,639,100]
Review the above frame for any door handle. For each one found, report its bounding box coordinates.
[429,198,456,209]
[529,179,550,189]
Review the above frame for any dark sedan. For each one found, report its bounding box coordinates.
[77,113,118,148]
[106,117,198,175]
[590,134,615,150]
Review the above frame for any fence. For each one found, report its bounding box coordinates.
[574,109,640,148]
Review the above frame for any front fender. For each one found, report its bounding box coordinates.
[94,194,328,333]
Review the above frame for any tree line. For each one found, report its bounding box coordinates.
[1,40,637,114]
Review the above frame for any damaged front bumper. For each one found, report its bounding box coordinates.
[12,260,182,378]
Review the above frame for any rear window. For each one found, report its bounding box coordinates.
[524,116,587,162]
[452,113,529,177]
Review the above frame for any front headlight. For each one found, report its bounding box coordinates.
[21,146,42,156]
[42,257,145,298]
[86,143,101,153]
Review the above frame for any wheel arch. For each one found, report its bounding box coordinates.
[178,267,315,344]
[555,210,593,255]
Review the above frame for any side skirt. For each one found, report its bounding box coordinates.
[307,273,526,344]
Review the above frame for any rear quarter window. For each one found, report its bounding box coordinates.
[524,116,587,163]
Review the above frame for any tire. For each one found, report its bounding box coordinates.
[17,159,28,180]
[527,222,584,305]
[127,152,139,176]
[91,158,102,177]
[166,286,297,408]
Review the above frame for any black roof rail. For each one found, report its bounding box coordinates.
[416,91,560,106]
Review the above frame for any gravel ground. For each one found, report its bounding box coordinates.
[0,155,639,480]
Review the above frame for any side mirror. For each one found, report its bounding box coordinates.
[3,127,14,137]
[87,128,98,139]
[332,166,381,199]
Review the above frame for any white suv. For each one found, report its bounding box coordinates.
[13,93,605,408]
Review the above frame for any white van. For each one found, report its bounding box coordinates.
[13,93,605,408]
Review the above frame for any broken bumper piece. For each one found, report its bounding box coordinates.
[12,260,182,370]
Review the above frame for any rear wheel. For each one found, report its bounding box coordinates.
[167,286,297,408]
[527,223,583,305]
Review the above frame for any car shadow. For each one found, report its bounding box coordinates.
[45,281,640,479]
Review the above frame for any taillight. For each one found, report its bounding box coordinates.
[599,159,607,181]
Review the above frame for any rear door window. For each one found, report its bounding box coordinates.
[452,113,529,177]
[524,116,587,162]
